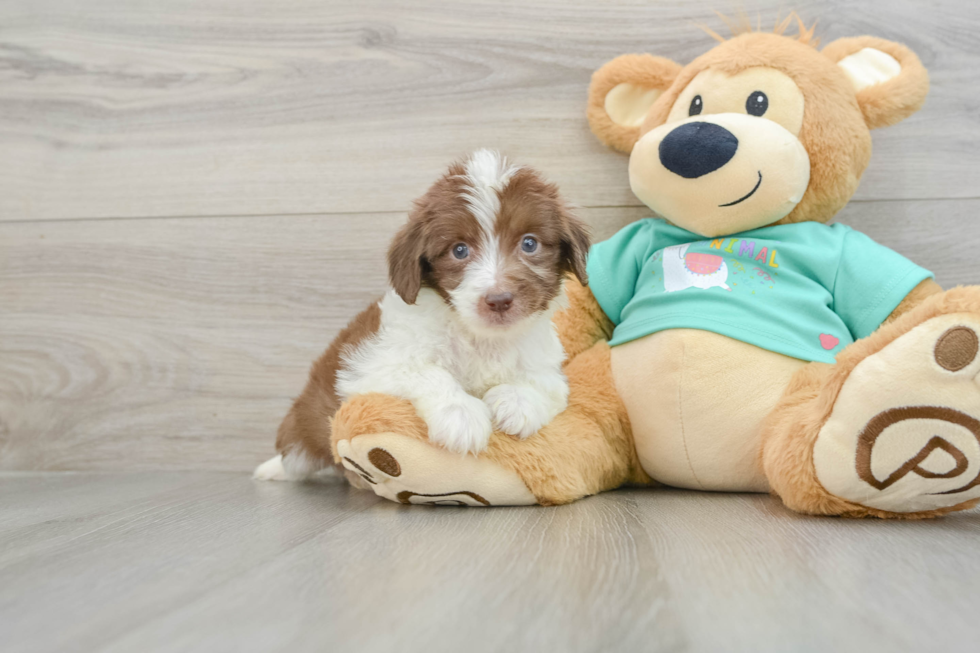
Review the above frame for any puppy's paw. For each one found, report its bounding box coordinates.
[483,384,550,439]
[424,395,493,454]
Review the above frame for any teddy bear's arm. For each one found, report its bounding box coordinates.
[882,278,943,326]
[554,274,615,361]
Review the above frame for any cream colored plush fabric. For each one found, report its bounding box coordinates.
[611,329,805,491]
[628,112,811,237]
[604,83,663,127]
[338,432,537,506]
[813,314,980,513]
[837,47,902,92]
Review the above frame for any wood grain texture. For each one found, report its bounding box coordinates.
[3,0,980,471]
[0,0,979,222]
[3,3,980,650]
[4,201,979,472]
[1,474,978,653]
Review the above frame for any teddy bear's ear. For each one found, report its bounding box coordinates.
[587,54,682,153]
[822,36,929,130]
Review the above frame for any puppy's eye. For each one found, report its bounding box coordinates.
[689,95,703,116]
[521,236,538,254]
[746,91,768,117]
[452,243,469,260]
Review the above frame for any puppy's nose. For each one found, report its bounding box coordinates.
[484,292,514,313]
[659,121,738,179]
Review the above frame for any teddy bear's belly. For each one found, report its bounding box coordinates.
[610,329,807,491]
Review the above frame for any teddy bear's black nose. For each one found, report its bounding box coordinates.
[659,122,739,179]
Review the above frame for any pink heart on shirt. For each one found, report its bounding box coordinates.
[819,333,840,350]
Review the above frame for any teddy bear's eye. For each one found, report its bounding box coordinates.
[746,91,768,117]
[689,95,703,116]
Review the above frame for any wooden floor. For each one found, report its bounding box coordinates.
[1,473,978,653]
[3,0,980,651]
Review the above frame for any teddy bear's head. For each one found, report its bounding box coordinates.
[587,21,929,237]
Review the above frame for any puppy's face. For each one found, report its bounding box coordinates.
[388,150,590,335]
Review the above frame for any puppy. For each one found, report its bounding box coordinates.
[255,150,590,482]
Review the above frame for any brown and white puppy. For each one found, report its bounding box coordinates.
[255,150,590,481]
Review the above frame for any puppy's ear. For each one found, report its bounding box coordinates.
[387,218,426,304]
[558,207,591,286]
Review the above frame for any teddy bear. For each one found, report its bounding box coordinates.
[325,19,980,517]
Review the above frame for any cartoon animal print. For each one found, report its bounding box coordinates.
[662,243,731,293]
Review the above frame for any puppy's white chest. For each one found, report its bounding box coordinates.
[438,334,524,395]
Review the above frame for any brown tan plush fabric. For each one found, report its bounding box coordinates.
[553,275,614,360]
[587,55,682,154]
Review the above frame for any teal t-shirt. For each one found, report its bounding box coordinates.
[586,219,932,363]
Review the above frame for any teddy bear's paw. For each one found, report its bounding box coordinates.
[813,314,980,514]
[483,384,551,439]
[335,432,537,506]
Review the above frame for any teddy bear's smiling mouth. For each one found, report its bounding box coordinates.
[719,171,763,207]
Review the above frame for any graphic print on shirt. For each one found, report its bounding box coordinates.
[662,243,731,293]
[819,333,840,350]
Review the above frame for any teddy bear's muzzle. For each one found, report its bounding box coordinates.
[628,112,811,237]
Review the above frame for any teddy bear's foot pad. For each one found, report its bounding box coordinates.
[813,314,980,513]
[336,433,537,506]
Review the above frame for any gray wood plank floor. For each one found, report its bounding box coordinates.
[3,1,980,651]
[2,472,979,653]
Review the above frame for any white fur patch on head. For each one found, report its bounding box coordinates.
[838,47,902,92]
[449,247,500,333]
[460,149,520,234]
[449,150,523,333]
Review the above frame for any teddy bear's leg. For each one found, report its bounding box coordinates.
[329,393,537,506]
[762,287,980,518]
[332,341,648,506]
